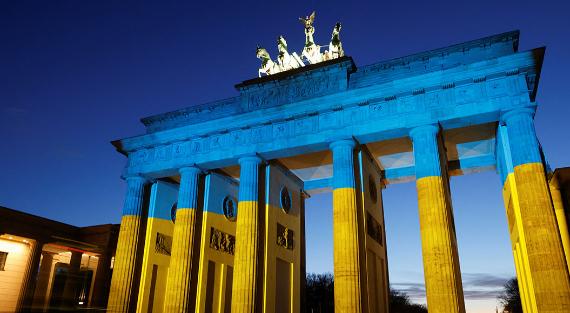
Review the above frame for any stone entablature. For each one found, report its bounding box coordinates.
[137,31,522,134]
[112,31,543,180]
[350,31,520,89]
[140,97,240,134]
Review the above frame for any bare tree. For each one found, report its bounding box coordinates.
[306,273,334,313]
[305,274,428,313]
[389,288,427,313]
[498,278,522,313]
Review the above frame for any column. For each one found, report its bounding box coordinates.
[163,166,202,313]
[330,139,362,313]
[501,108,570,311]
[107,176,148,313]
[62,251,83,308]
[90,252,113,308]
[16,240,43,313]
[231,156,262,313]
[549,173,570,273]
[410,125,465,313]
[33,252,54,310]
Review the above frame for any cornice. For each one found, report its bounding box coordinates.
[114,48,540,155]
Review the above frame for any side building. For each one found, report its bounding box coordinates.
[0,206,119,313]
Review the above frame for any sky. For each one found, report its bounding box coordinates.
[1,1,570,312]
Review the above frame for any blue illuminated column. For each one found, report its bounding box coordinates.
[107,175,148,313]
[330,139,363,313]
[410,124,465,313]
[163,166,202,313]
[232,156,263,313]
[499,108,570,312]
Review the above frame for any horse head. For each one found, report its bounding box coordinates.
[332,22,342,40]
[256,46,271,62]
[330,22,342,48]
[277,36,288,54]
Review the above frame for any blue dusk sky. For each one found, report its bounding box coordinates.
[1,1,569,312]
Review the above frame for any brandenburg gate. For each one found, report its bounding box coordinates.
[107,15,570,313]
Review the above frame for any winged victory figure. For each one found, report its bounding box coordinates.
[299,11,316,30]
[299,11,322,64]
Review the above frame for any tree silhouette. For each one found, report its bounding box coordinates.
[498,278,522,313]
[389,288,428,313]
[305,273,428,313]
[306,273,334,313]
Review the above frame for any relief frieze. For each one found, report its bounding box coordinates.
[251,125,273,143]
[277,223,294,250]
[366,213,383,247]
[273,122,290,138]
[243,71,344,111]
[209,227,235,255]
[294,115,318,135]
[155,232,173,256]
[125,75,528,172]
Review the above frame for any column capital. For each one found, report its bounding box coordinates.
[40,251,55,257]
[179,166,201,176]
[329,139,356,150]
[500,107,535,124]
[330,139,356,190]
[410,124,443,179]
[238,155,263,166]
[178,166,201,210]
[124,175,148,184]
[501,107,541,167]
[122,175,148,216]
[238,155,262,202]
[409,124,439,141]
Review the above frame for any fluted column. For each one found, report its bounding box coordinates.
[163,166,202,313]
[330,139,362,313]
[33,252,54,310]
[62,251,83,308]
[549,173,570,273]
[90,251,113,307]
[16,240,43,313]
[107,176,148,313]
[231,156,262,313]
[502,108,570,311]
[410,125,465,313]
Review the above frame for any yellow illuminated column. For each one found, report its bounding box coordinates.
[231,156,262,313]
[549,173,570,273]
[163,167,202,313]
[107,176,148,313]
[410,125,465,313]
[330,139,363,313]
[501,108,570,311]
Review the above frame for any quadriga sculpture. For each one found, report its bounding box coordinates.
[256,46,279,77]
[256,11,346,76]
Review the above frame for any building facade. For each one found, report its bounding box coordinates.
[109,31,570,313]
[0,206,119,313]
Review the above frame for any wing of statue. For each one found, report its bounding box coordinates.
[299,11,316,26]
[309,11,315,24]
